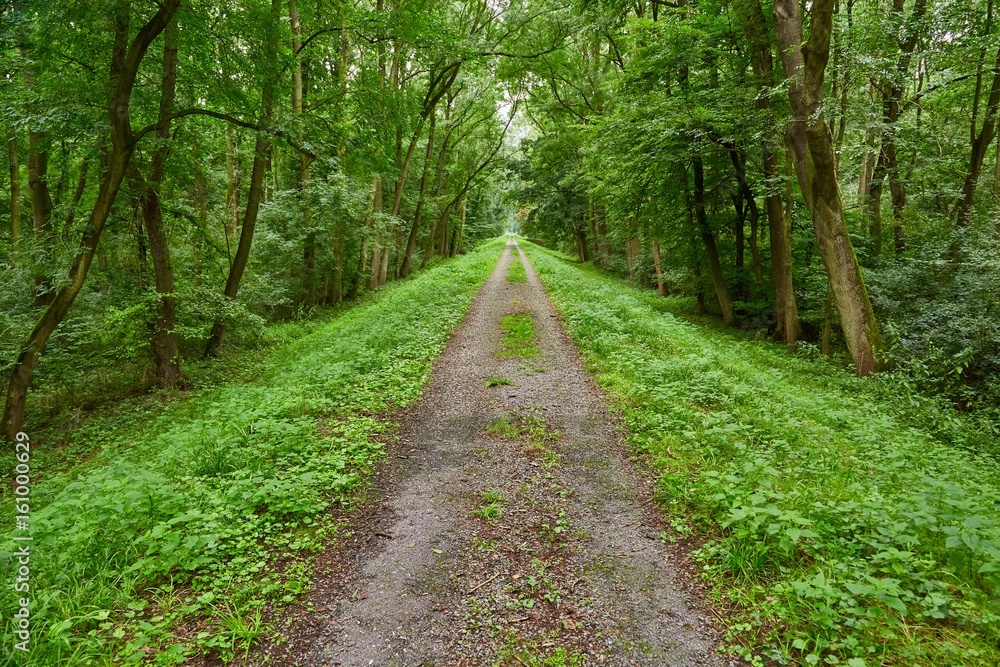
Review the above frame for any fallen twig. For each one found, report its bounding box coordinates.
[467,572,500,593]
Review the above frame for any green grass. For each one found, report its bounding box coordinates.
[521,242,1000,667]
[498,312,539,358]
[0,239,506,666]
[486,375,513,388]
[472,488,506,521]
[506,259,527,284]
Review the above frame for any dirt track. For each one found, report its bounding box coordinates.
[254,240,727,666]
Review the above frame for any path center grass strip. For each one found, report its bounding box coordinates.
[498,312,539,359]
[521,242,1000,667]
[0,238,505,666]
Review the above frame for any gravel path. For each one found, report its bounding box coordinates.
[258,240,727,666]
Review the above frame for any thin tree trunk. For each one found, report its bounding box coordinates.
[2,0,180,440]
[379,231,391,284]
[400,110,436,277]
[290,0,315,307]
[26,132,51,236]
[204,0,280,357]
[867,0,927,255]
[140,18,180,386]
[956,0,998,230]
[652,240,666,296]
[741,0,799,349]
[63,155,89,240]
[225,124,239,234]
[370,177,384,288]
[727,146,764,282]
[694,152,735,326]
[733,193,745,269]
[421,137,451,268]
[774,0,883,375]
[7,135,21,242]
[821,285,834,355]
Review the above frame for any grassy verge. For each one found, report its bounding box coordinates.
[0,238,505,666]
[521,242,1000,667]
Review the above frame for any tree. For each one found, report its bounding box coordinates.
[3,0,181,440]
[773,0,884,376]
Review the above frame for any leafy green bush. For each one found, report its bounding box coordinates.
[522,242,1000,667]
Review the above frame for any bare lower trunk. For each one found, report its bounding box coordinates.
[741,0,799,348]
[652,240,665,296]
[7,136,21,241]
[64,155,90,240]
[821,286,834,355]
[141,19,180,386]
[694,153,734,326]
[26,132,51,234]
[330,231,344,303]
[378,232,390,284]
[401,111,436,277]
[625,236,638,280]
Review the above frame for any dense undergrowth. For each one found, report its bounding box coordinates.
[0,239,504,666]
[521,241,1000,667]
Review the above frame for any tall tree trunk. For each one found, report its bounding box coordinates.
[733,193,745,269]
[193,153,207,287]
[693,152,735,326]
[370,177,384,288]
[225,124,239,234]
[774,0,883,375]
[727,146,764,282]
[379,232,391,284]
[684,187,708,314]
[740,0,799,349]
[956,43,1000,229]
[64,155,90,240]
[290,0,316,307]
[2,0,180,441]
[139,18,180,387]
[956,0,998,230]
[204,0,280,357]
[868,156,885,256]
[7,135,21,242]
[867,0,927,254]
[348,179,378,300]
[652,240,666,296]
[25,130,51,235]
[400,110,436,277]
[421,135,451,268]
[452,199,466,256]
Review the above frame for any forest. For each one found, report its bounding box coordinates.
[1,0,999,665]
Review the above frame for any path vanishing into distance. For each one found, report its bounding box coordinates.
[252,240,728,666]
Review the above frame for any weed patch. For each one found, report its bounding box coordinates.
[498,311,539,359]
[487,410,561,455]
[486,375,514,388]
[506,259,528,284]
[473,488,507,521]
